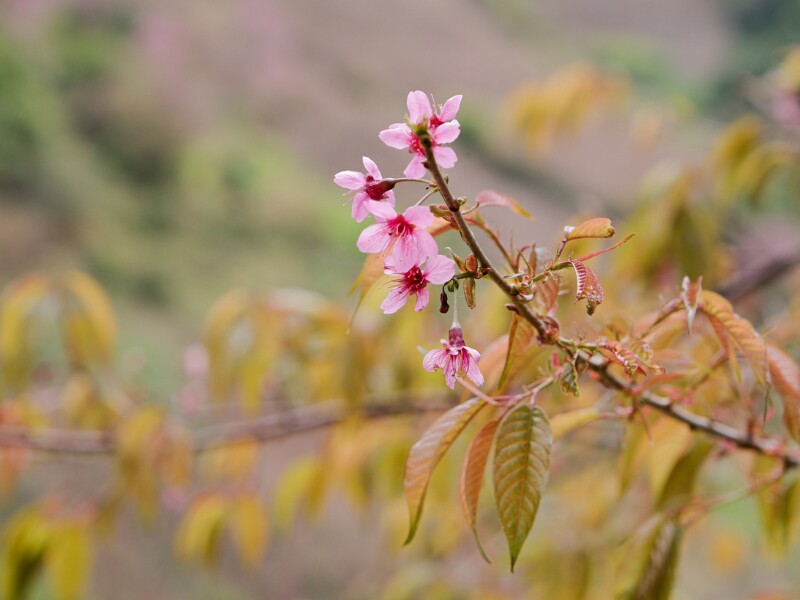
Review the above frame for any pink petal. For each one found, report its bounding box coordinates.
[334,170,366,190]
[466,346,481,361]
[362,156,382,179]
[352,192,370,222]
[465,355,484,387]
[423,348,448,372]
[365,199,390,220]
[383,190,397,207]
[379,125,412,149]
[438,95,462,122]
[433,146,457,168]
[414,288,430,312]
[443,359,458,389]
[391,234,420,272]
[357,224,390,253]
[381,287,409,314]
[403,154,426,179]
[433,120,460,144]
[423,255,456,284]
[369,202,397,221]
[403,205,434,228]
[407,90,433,124]
[412,229,439,261]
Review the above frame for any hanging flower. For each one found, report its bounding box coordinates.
[333,156,396,222]
[423,326,483,390]
[380,255,455,314]
[356,204,438,272]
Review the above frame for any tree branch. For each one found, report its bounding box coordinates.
[420,135,800,469]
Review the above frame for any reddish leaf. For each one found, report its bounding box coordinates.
[569,260,604,315]
[532,274,560,315]
[459,418,500,562]
[499,315,536,390]
[476,190,533,219]
[681,276,703,335]
[403,398,486,544]
[767,344,800,442]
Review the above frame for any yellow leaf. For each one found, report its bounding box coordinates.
[45,522,91,600]
[174,495,228,566]
[228,494,269,567]
[0,275,51,390]
[1,506,50,600]
[766,344,800,442]
[61,271,116,367]
[273,457,321,533]
[550,407,601,441]
[564,217,615,241]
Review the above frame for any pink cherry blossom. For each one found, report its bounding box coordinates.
[379,91,462,179]
[423,326,483,390]
[380,255,455,314]
[357,204,438,271]
[333,156,396,222]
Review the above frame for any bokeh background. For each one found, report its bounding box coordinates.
[1,0,800,598]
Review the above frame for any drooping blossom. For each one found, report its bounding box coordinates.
[333,156,396,222]
[423,326,484,390]
[379,91,462,179]
[356,204,438,272]
[380,255,455,314]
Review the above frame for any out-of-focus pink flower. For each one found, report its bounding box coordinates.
[381,255,455,314]
[423,326,483,390]
[379,91,462,179]
[334,156,397,222]
[357,204,438,271]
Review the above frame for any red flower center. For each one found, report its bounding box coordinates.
[388,215,413,238]
[401,266,427,293]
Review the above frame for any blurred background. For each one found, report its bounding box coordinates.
[1,0,800,598]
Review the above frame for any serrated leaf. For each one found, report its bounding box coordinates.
[599,340,652,378]
[699,290,768,384]
[564,217,615,241]
[656,438,714,510]
[570,260,604,315]
[532,274,560,315]
[459,418,499,562]
[619,519,683,600]
[560,362,580,397]
[499,316,536,390]
[766,344,800,443]
[228,494,269,567]
[681,275,702,335]
[404,398,486,544]
[493,405,552,571]
[476,190,533,219]
[45,522,91,600]
[550,407,601,440]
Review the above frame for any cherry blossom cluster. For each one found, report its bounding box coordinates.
[334,91,483,390]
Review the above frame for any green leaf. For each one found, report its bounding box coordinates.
[459,418,500,562]
[493,404,552,571]
[560,362,580,397]
[403,398,486,545]
[618,518,683,600]
[656,438,714,510]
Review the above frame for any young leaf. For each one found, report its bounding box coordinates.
[45,522,91,600]
[531,274,560,315]
[499,315,536,390]
[569,260,604,315]
[656,439,714,510]
[681,275,702,335]
[403,398,486,544]
[228,494,269,567]
[476,190,533,219]
[619,519,683,600]
[766,344,800,442]
[348,253,385,320]
[699,290,768,384]
[559,362,580,397]
[493,404,552,571]
[459,418,500,562]
[563,217,615,241]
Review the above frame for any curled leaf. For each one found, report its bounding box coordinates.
[476,190,533,219]
[681,275,702,335]
[766,344,800,442]
[564,217,615,241]
[569,260,604,315]
[559,362,580,397]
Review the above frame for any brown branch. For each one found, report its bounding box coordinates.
[0,398,455,456]
[420,135,800,469]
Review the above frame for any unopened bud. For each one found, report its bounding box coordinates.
[439,290,450,314]
[465,254,478,273]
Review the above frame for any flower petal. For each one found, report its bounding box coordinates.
[444,359,458,389]
[423,255,456,284]
[433,146,458,168]
[379,125,412,149]
[423,348,448,372]
[391,234,420,272]
[412,229,439,261]
[369,201,397,221]
[380,287,409,314]
[414,288,430,312]
[407,90,433,124]
[357,223,390,253]
[438,95,462,122]
[334,170,366,190]
[403,154,426,179]
[464,354,484,387]
[352,192,370,222]
[433,120,460,144]
[383,190,397,207]
[403,205,434,228]
[362,156,382,179]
